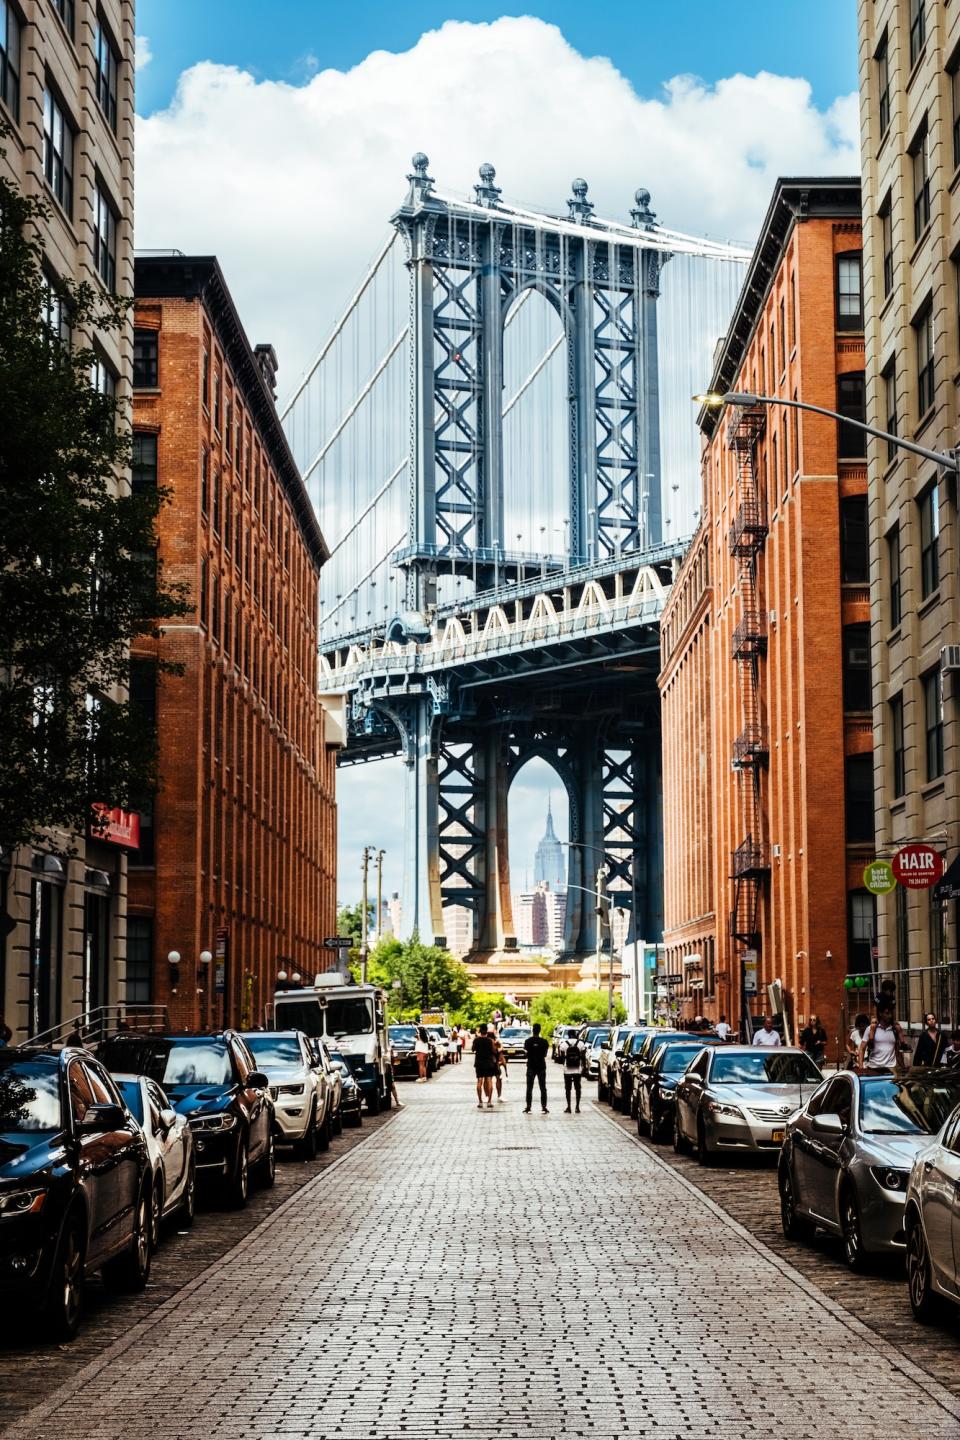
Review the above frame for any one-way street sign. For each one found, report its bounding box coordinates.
[323,936,354,950]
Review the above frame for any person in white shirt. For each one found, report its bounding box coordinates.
[752,1016,782,1047]
[858,1004,906,1074]
[715,1015,732,1042]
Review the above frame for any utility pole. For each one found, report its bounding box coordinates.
[360,846,374,983]
[375,849,386,943]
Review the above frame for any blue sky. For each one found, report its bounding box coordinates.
[136,1,856,117]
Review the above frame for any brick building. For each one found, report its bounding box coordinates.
[130,255,338,1030]
[0,0,136,1038]
[661,178,870,1044]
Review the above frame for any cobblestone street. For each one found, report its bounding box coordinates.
[5,1066,960,1440]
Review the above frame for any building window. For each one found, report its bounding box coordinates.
[91,350,116,397]
[895,885,909,968]
[848,891,876,977]
[842,623,872,713]
[915,304,935,415]
[94,20,119,133]
[213,371,221,433]
[951,56,960,171]
[877,32,890,134]
[43,87,74,216]
[910,0,926,69]
[212,469,221,535]
[94,184,117,291]
[41,269,71,346]
[923,666,944,780]
[836,253,863,330]
[126,917,153,1003]
[919,481,940,597]
[779,298,786,371]
[911,121,931,240]
[132,432,157,493]
[890,692,906,798]
[845,754,875,845]
[930,893,948,967]
[883,359,898,463]
[0,0,20,121]
[52,0,73,37]
[201,449,209,514]
[880,200,893,298]
[202,349,210,410]
[840,496,868,583]
[888,525,902,628]
[837,372,866,458]
[133,329,158,388]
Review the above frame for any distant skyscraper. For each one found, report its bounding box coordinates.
[533,797,566,888]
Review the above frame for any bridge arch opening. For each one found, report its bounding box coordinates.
[507,755,570,956]
[502,288,570,565]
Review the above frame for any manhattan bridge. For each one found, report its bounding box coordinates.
[283,156,749,961]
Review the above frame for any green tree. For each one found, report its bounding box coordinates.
[361,933,472,1020]
[529,989,625,1033]
[0,136,187,854]
[449,990,525,1031]
[336,902,373,949]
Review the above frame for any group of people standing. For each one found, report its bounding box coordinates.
[469,1022,587,1114]
[846,1000,960,1074]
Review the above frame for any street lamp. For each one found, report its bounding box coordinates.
[167,950,180,995]
[693,390,960,475]
[198,948,212,1030]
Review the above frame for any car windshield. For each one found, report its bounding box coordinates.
[116,1080,143,1123]
[100,1037,233,1088]
[584,1027,609,1045]
[500,1029,530,1040]
[274,995,375,1039]
[325,998,374,1037]
[390,1026,416,1041]
[244,1034,302,1067]
[859,1075,960,1135]
[662,1046,704,1074]
[0,1058,61,1132]
[711,1052,821,1085]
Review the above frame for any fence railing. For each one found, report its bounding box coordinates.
[17,1004,169,1052]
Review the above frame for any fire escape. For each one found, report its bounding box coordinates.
[727,405,769,954]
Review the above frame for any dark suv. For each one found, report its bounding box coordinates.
[0,1047,151,1340]
[99,1031,275,1208]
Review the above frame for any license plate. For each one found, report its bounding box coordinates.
[771,1129,785,1143]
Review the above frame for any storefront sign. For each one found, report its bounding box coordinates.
[214,929,228,994]
[892,844,945,890]
[863,860,897,895]
[90,804,140,850]
[742,949,758,996]
[933,853,960,902]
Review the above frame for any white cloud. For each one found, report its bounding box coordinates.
[135,17,859,390]
[135,34,153,73]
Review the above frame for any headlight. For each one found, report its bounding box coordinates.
[0,1187,46,1218]
[188,1113,238,1133]
[277,1083,305,1097]
[871,1166,909,1192]
[706,1100,744,1119]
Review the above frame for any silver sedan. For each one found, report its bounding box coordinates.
[779,1068,960,1271]
[673,1045,822,1164]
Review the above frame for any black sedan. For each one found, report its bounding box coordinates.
[329,1050,364,1127]
[636,1039,716,1142]
[99,1031,275,1209]
[0,1047,151,1340]
[388,1025,422,1079]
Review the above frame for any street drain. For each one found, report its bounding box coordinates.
[496,1145,537,1151]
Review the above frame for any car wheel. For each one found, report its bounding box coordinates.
[907,1219,946,1323]
[317,1108,331,1152]
[840,1185,868,1272]
[696,1117,716,1167]
[258,1130,277,1188]
[778,1162,815,1242]
[149,1178,163,1252]
[381,1081,392,1112]
[653,1112,672,1145]
[636,1104,650,1138]
[334,1105,344,1136]
[227,1139,249,1209]
[179,1158,197,1227]
[368,1086,381,1117]
[597,1078,608,1102]
[102,1185,151,1293]
[43,1215,84,1342]
[298,1103,318,1161]
[350,1104,363,1128]
[672,1113,690,1155]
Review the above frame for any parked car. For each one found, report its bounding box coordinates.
[498,1026,533,1061]
[636,1039,715,1141]
[388,1025,421,1079]
[631,1033,724,1120]
[779,1068,960,1274]
[673,1045,822,1165]
[317,1040,344,1135]
[114,1073,196,1246]
[608,1028,646,1110]
[426,1025,455,1064]
[100,1031,275,1208]
[0,1047,151,1340]
[328,1050,364,1127]
[240,1030,332,1158]
[596,1026,631,1098]
[905,1096,960,1321]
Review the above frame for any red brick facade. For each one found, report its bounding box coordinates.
[130,258,338,1030]
[660,180,869,1048]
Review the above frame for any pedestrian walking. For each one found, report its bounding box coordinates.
[562,1027,586,1113]
[493,1029,508,1102]
[752,1016,782,1047]
[388,1045,403,1109]
[414,1025,430,1082]
[858,1002,908,1074]
[799,1014,827,1067]
[846,1012,870,1068]
[912,1013,945,1067]
[942,1030,960,1066]
[523,1022,549,1114]
[473,1024,498,1109]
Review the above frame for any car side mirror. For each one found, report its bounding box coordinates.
[812,1113,845,1135]
[246,1071,269,1089]
[600,1041,610,1050]
[159,1108,177,1133]
[80,1102,125,1133]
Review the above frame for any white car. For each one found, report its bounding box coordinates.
[114,1073,195,1248]
[241,1030,333,1158]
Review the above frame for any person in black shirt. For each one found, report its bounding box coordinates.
[913,1014,945,1067]
[523,1023,549,1114]
[562,1028,586,1112]
[473,1025,498,1109]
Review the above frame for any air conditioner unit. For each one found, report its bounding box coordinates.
[941,645,960,674]
[769,609,777,625]
[772,843,782,858]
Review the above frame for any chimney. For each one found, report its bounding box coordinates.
[254,343,279,399]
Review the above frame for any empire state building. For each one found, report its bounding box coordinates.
[533,798,566,888]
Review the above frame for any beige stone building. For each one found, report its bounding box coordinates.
[858,0,960,1008]
[0,1,136,1037]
